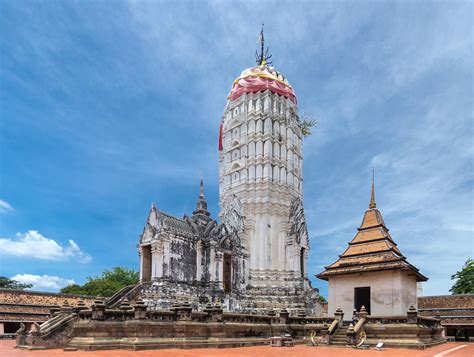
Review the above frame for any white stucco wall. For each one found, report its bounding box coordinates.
[328,270,418,318]
[218,90,309,286]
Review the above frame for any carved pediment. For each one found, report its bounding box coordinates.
[222,195,245,235]
[289,197,309,245]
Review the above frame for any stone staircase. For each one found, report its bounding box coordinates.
[330,325,349,346]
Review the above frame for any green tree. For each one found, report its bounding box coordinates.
[450,259,474,294]
[59,284,88,295]
[0,276,33,290]
[318,295,327,303]
[300,113,318,137]
[60,267,139,297]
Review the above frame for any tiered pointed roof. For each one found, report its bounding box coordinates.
[317,174,427,282]
[192,178,211,218]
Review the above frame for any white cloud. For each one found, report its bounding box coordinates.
[11,274,75,291]
[0,230,92,263]
[0,200,14,213]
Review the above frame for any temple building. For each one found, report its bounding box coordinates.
[137,28,320,313]
[317,174,428,317]
[138,180,248,310]
[13,31,450,351]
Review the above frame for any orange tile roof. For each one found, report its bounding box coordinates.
[359,209,386,229]
[340,240,400,257]
[350,227,388,243]
[317,184,428,282]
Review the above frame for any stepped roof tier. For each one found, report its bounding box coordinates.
[228,65,297,104]
[317,174,428,282]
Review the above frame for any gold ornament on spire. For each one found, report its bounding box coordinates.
[369,169,376,209]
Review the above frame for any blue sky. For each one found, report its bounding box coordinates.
[0,0,472,298]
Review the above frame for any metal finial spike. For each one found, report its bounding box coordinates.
[255,24,272,66]
[259,24,265,44]
[199,178,205,198]
[369,169,376,209]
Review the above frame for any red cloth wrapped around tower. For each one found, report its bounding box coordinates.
[218,121,223,151]
[228,65,297,105]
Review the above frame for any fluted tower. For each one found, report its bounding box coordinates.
[218,29,317,309]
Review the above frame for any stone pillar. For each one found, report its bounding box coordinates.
[293,245,300,272]
[60,300,73,314]
[162,236,171,278]
[91,299,106,320]
[279,308,290,324]
[134,299,147,320]
[320,323,329,345]
[268,308,278,324]
[204,303,223,322]
[151,243,159,279]
[209,243,216,282]
[407,305,418,324]
[196,241,203,281]
[334,307,344,327]
[156,240,163,278]
[297,309,306,318]
[359,305,368,319]
[174,302,193,321]
[75,299,87,313]
[138,248,143,281]
[347,323,355,345]
[216,251,224,289]
[0,322,4,335]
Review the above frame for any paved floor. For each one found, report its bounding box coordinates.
[2,341,473,357]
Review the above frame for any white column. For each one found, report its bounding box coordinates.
[216,251,224,289]
[138,248,143,281]
[151,244,159,279]
[209,243,216,282]
[196,242,202,281]
[162,237,170,277]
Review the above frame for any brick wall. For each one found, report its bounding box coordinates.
[418,295,474,310]
[0,289,95,307]
[0,289,96,324]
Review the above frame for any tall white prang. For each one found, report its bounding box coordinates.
[218,49,312,299]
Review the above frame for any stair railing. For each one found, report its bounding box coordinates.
[348,305,368,348]
[106,281,151,309]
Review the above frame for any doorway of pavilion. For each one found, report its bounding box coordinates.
[354,286,371,315]
[223,253,232,293]
[141,245,152,282]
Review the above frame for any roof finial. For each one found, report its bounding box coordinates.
[193,177,210,217]
[255,24,272,66]
[369,169,376,209]
[199,177,204,198]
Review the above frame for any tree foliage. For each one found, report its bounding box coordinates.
[450,259,474,294]
[60,267,139,297]
[0,276,33,290]
[318,295,327,303]
[300,113,318,137]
